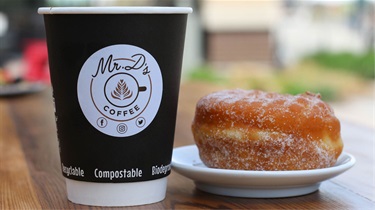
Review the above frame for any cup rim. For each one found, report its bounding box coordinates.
[38,6,192,14]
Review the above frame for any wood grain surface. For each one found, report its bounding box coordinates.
[0,83,374,209]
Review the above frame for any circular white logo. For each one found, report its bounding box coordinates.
[77,45,163,137]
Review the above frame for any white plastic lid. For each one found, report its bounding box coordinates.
[65,177,167,206]
[38,7,192,14]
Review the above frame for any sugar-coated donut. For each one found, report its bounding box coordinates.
[192,89,343,171]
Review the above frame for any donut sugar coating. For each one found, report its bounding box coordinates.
[192,89,343,171]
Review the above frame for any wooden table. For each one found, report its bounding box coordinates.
[1,84,374,209]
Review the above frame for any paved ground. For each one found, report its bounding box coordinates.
[332,94,374,130]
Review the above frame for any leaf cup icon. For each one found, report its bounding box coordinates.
[111,79,133,100]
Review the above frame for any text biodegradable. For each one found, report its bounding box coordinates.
[152,164,171,176]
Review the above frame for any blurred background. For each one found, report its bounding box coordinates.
[0,0,374,129]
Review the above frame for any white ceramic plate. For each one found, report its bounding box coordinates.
[171,145,355,198]
[0,82,45,96]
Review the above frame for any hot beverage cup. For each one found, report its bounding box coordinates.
[38,6,192,206]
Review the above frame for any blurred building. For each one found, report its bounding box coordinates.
[273,0,374,67]
[198,0,373,68]
[201,0,282,64]
[0,0,373,72]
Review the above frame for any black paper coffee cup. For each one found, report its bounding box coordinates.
[38,6,192,206]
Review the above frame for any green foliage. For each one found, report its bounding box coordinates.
[188,66,227,84]
[307,51,375,79]
[187,61,367,102]
[281,82,338,101]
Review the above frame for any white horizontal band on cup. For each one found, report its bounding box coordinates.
[65,177,167,206]
[38,7,192,14]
